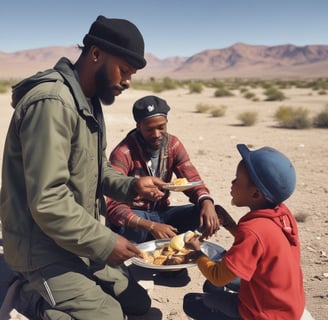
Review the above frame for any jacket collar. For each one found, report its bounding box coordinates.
[54,57,94,118]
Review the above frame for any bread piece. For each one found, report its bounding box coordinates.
[139,250,154,264]
[172,178,188,185]
[184,231,196,243]
[153,255,168,265]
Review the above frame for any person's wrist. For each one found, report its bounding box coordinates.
[129,178,139,198]
[148,221,155,233]
[198,196,214,207]
[192,250,205,259]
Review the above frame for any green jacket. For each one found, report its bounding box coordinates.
[0,58,137,272]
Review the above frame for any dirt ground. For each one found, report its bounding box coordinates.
[0,86,327,320]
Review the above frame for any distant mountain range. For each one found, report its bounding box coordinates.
[1,43,328,80]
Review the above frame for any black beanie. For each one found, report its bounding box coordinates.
[83,15,146,69]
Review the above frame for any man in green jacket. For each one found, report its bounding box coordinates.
[0,16,164,320]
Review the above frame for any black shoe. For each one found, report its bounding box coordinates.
[158,268,188,278]
[154,268,190,287]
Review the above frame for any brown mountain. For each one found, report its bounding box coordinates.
[1,43,328,80]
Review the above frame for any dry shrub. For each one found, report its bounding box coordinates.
[313,105,328,128]
[195,103,211,113]
[237,111,258,126]
[274,106,311,129]
[294,212,309,223]
[210,105,227,117]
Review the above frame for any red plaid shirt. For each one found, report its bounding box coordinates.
[106,129,213,226]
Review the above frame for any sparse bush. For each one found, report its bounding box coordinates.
[243,92,256,100]
[294,212,308,223]
[237,111,258,126]
[264,87,286,101]
[189,82,203,94]
[161,77,179,90]
[210,105,227,117]
[214,87,234,97]
[274,106,311,129]
[151,82,166,93]
[195,103,211,113]
[313,105,328,128]
[132,77,180,92]
[0,80,16,94]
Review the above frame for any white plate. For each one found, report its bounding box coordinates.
[131,239,226,270]
[162,180,203,192]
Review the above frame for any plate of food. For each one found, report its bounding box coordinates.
[131,237,226,270]
[162,178,203,192]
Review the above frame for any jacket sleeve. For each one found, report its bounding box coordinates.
[19,99,116,263]
[105,141,138,227]
[100,113,137,203]
[171,136,213,204]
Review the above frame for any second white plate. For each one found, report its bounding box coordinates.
[162,180,203,192]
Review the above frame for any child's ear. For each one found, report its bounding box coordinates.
[252,188,262,200]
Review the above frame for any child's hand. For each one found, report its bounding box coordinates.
[215,204,236,228]
[185,235,202,251]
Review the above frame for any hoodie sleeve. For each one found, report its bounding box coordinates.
[197,255,237,286]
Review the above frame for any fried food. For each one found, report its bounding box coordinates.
[139,250,154,264]
[169,233,185,251]
[172,178,188,185]
[153,255,168,265]
[139,239,197,266]
[169,230,195,251]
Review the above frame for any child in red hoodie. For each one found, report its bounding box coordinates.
[183,144,305,320]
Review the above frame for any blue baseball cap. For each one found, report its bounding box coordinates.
[237,144,296,204]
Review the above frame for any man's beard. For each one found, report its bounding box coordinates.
[94,64,127,106]
[136,131,163,152]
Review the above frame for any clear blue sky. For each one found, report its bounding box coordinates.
[1,0,327,59]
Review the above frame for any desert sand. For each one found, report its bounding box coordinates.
[0,85,327,320]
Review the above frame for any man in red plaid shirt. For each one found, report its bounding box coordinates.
[106,95,220,243]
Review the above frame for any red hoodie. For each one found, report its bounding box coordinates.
[223,203,305,319]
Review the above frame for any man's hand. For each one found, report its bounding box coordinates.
[134,176,165,201]
[199,199,220,240]
[106,234,141,267]
[149,222,178,239]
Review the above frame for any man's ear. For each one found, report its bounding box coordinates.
[90,45,101,62]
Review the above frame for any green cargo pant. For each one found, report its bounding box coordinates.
[22,256,151,320]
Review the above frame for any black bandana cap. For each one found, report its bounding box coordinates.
[133,95,171,122]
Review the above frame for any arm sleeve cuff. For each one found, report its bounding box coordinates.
[198,195,214,206]
[197,256,236,287]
